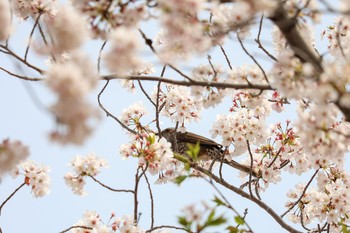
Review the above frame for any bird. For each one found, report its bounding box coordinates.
[158,128,258,177]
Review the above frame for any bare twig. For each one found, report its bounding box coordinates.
[280,168,320,218]
[255,14,277,62]
[88,175,134,193]
[146,225,191,233]
[143,172,155,229]
[97,80,137,135]
[237,33,270,84]
[103,74,273,91]
[219,45,233,70]
[98,40,107,73]
[190,163,303,233]
[58,225,93,233]
[24,13,42,61]
[0,182,26,216]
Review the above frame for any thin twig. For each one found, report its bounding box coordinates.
[255,14,277,62]
[237,33,270,84]
[103,74,273,91]
[24,13,42,61]
[138,79,156,106]
[88,175,134,193]
[58,225,92,233]
[190,163,303,233]
[0,182,26,216]
[143,172,155,229]
[146,225,191,233]
[0,45,43,74]
[97,80,137,135]
[98,40,107,73]
[0,66,42,81]
[280,168,320,218]
[219,45,233,70]
[246,140,254,198]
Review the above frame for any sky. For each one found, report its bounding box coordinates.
[0,2,338,233]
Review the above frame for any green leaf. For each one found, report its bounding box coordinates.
[178,216,192,230]
[226,226,239,233]
[234,216,245,225]
[207,215,227,226]
[213,196,225,206]
[186,142,200,160]
[174,175,187,185]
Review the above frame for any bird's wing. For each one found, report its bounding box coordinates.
[177,131,221,147]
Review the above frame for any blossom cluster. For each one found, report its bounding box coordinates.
[45,52,99,145]
[210,108,267,156]
[156,85,202,127]
[104,27,144,76]
[120,102,148,129]
[156,0,211,62]
[11,0,57,19]
[295,103,350,168]
[64,153,107,195]
[71,0,148,39]
[0,139,29,177]
[286,168,350,232]
[43,5,88,54]
[120,133,173,175]
[0,0,11,41]
[71,211,146,233]
[12,160,50,198]
[190,64,226,108]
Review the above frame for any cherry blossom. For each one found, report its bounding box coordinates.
[156,0,211,62]
[155,85,202,127]
[45,51,99,145]
[120,133,173,175]
[11,0,57,19]
[12,160,50,198]
[64,152,107,195]
[119,102,148,129]
[0,0,11,41]
[44,5,88,54]
[0,139,29,177]
[104,27,144,76]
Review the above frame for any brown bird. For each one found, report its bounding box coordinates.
[159,128,257,177]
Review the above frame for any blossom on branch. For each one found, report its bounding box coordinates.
[155,85,202,127]
[44,5,88,54]
[0,139,29,177]
[12,160,50,198]
[104,27,144,76]
[120,133,173,175]
[45,52,99,145]
[64,152,107,196]
[0,0,11,41]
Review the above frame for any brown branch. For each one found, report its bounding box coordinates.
[219,45,233,70]
[102,74,273,91]
[24,13,42,61]
[237,33,270,84]
[255,14,277,62]
[88,175,134,193]
[190,163,303,233]
[143,172,155,229]
[0,66,42,81]
[0,182,26,216]
[97,40,107,73]
[0,45,43,74]
[58,225,93,233]
[280,168,320,218]
[268,3,323,73]
[146,225,192,233]
[97,80,137,135]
